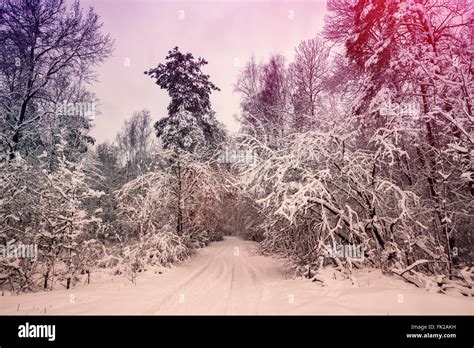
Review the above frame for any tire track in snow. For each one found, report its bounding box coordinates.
[224,253,236,314]
[2,237,471,315]
[240,248,263,314]
[151,245,228,313]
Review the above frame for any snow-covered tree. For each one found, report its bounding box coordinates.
[115,148,230,273]
[116,109,155,178]
[235,55,291,147]
[323,0,473,280]
[288,37,330,131]
[0,0,113,161]
[145,47,225,152]
[0,137,105,291]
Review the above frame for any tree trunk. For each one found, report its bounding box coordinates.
[176,156,183,235]
[43,271,49,289]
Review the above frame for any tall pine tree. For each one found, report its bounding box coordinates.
[145,47,225,152]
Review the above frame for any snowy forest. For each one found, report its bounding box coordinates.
[0,0,473,312]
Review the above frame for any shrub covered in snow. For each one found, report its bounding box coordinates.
[114,148,229,274]
[0,142,105,291]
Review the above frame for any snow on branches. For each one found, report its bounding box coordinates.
[237,124,458,282]
[0,140,105,291]
[115,148,230,273]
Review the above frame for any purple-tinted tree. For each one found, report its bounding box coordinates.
[0,0,113,161]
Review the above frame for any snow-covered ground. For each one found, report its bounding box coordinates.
[0,237,472,315]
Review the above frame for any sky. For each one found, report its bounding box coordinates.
[81,0,328,143]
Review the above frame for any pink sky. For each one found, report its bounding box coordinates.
[82,0,327,142]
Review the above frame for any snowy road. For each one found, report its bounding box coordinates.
[0,237,472,315]
[153,236,288,315]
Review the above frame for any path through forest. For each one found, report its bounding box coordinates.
[0,237,471,315]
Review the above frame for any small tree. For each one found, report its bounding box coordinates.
[0,137,104,291]
[116,110,155,178]
[289,38,329,131]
